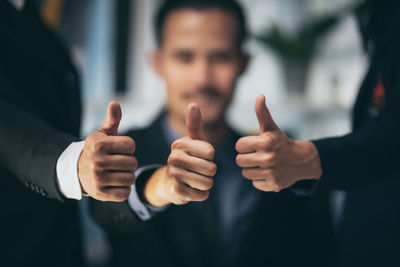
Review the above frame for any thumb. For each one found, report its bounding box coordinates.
[255,94,277,134]
[186,103,205,140]
[99,101,122,136]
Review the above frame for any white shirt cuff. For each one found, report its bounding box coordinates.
[128,164,169,221]
[56,141,85,200]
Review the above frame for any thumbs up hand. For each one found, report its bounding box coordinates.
[78,101,137,201]
[235,95,322,192]
[142,103,216,207]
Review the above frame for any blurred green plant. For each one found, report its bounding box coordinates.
[255,14,341,60]
[254,6,354,94]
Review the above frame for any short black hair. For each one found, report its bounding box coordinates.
[154,0,248,47]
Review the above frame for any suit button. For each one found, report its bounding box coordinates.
[39,188,47,197]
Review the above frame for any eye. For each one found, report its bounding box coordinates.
[211,52,233,63]
[174,51,193,63]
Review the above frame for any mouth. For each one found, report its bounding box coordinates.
[182,89,223,101]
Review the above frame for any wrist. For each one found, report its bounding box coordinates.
[293,140,323,181]
[144,166,171,207]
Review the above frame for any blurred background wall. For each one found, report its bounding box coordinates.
[38,0,368,266]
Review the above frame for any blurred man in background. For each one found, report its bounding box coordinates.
[234,0,400,266]
[91,1,334,266]
[0,1,137,266]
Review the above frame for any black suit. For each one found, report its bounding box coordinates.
[91,113,335,267]
[0,2,83,266]
[312,4,400,266]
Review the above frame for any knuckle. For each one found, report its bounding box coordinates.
[200,191,210,201]
[128,138,136,153]
[171,139,184,150]
[260,153,276,167]
[92,156,106,169]
[168,152,181,166]
[203,178,214,190]
[208,163,217,177]
[127,173,136,185]
[268,153,277,166]
[167,166,179,178]
[131,157,138,170]
[235,155,241,166]
[93,139,108,152]
[205,146,215,160]
[242,169,250,179]
[259,135,273,150]
[235,139,242,152]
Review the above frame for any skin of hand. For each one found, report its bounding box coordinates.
[78,101,138,202]
[144,103,217,207]
[235,94,323,192]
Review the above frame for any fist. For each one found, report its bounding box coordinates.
[144,103,216,207]
[236,95,303,192]
[78,101,138,201]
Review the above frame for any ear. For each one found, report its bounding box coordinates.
[148,50,164,77]
[238,52,250,76]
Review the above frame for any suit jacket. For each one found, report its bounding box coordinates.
[0,2,83,266]
[312,4,400,266]
[91,113,335,267]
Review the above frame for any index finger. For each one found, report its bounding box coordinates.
[106,136,136,155]
[235,136,259,154]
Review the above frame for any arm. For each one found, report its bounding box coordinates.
[236,69,400,193]
[0,68,137,201]
[0,97,78,200]
[312,83,400,192]
[89,103,217,234]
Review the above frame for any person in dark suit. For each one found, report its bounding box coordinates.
[234,0,400,266]
[0,1,138,266]
[90,1,335,266]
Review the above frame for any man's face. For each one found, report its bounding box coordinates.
[153,8,248,128]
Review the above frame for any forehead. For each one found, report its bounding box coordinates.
[161,8,240,49]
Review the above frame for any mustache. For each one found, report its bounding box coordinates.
[182,87,223,99]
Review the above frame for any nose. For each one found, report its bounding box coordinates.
[191,59,213,89]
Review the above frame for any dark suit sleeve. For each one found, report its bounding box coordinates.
[313,57,400,193]
[0,69,78,201]
[89,169,168,236]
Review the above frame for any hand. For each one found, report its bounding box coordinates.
[144,103,216,207]
[235,95,322,192]
[78,101,138,201]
